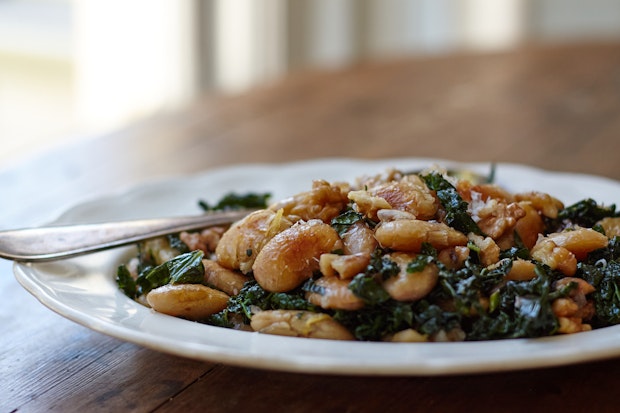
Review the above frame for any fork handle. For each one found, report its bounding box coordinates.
[0,209,252,262]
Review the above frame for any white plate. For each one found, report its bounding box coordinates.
[14,158,620,376]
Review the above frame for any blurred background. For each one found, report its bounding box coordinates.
[2,0,620,167]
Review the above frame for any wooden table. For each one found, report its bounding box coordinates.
[3,42,620,412]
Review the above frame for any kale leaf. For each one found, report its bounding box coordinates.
[330,250,415,340]
[499,232,529,260]
[405,245,437,280]
[546,198,619,232]
[167,234,190,254]
[586,236,620,264]
[427,258,564,340]
[468,266,561,340]
[499,245,530,261]
[333,301,414,341]
[421,172,483,235]
[199,192,270,211]
[331,209,365,237]
[348,273,391,305]
[136,250,205,295]
[116,265,137,298]
[579,260,620,327]
[368,250,400,280]
[345,250,399,305]
[434,259,508,317]
[413,301,461,337]
[207,280,318,327]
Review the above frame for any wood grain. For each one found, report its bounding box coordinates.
[157,360,620,413]
[3,42,620,412]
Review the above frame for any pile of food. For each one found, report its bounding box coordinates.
[116,167,620,342]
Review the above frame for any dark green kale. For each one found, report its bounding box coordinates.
[406,245,436,273]
[413,301,461,337]
[406,255,434,273]
[585,236,620,264]
[579,260,620,327]
[434,259,509,317]
[133,237,190,279]
[348,273,392,305]
[330,251,416,340]
[214,280,270,325]
[331,209,366,237]
[136,250,205,296]
[368,249,400,279]
[331,248,451,340]
[424,257,567,341]
[421,172,484,235]
[116,265,137,298]
[167,234,190,254]
[336,254,569,341]
[207,280,318,328]
[499,245,530,261]
[467,265,564,340]
[333,301,414,341]
[546,198,619,232]
[499,232,530,261]
[198,192,270,211]
[136,242,156,273]
[485,163,496,184]
[345,250,400,305]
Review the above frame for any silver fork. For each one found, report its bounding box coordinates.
[0,209,253,262]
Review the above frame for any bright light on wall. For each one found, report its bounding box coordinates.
[74,0,198,130]
[460,0,525,50]
[213,0,286,93]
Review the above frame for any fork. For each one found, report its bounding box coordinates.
[0,209,253,262]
